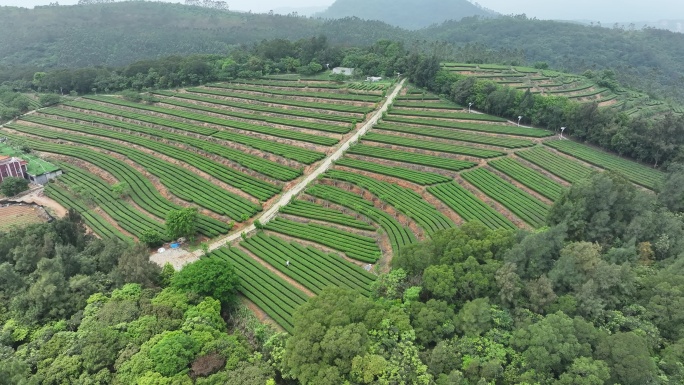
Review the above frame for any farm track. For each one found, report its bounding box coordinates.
[170,79,407,266]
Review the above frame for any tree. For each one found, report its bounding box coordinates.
[596,332,658,385]
[511,312,595,382]
[165,208,198,241]
[38,94,61,106]
[548,172,649,246]
[113,243,161,287]
[140,229,164,248]
[171,258,239,308]
[0,177,29,197]
[556,357,610,385]
[423,265,456,301]
[111,182,130,198]
[658,163,684,213]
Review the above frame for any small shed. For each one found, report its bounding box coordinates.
[366,76,383,82]
[332,67,355,76]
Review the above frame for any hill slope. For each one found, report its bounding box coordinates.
[0,2,409,69]
[419,16,684,102]
[317,0,497,29]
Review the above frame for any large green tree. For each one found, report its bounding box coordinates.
[171,258,239,309]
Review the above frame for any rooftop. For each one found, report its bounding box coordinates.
[0,144,60,175]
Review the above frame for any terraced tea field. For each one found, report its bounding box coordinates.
[2,77,664,332]
[441,62,682,117]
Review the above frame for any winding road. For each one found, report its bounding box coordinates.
[153,79,406,268]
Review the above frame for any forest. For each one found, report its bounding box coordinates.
[0,2,683,104]
[1,4,684,383]
[4,168,684,384]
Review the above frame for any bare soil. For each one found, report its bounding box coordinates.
[15,188,68,218]
[0,204,48,230]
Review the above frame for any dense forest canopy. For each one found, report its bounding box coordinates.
[4,169,684,384]
[0,2,683,103]
[418,15,684,103]
[316,0,497,30]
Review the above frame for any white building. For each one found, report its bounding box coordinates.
[332,67,354,76]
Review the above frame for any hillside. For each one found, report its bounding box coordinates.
[0,2,409,70]
[316,0,498,29]
[419,16,684,103]
[1,3,683,105]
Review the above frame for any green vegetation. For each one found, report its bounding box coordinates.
[363,132,505,158]
[165,208,199,241]
[318,0,495,29]
[375,122,534,148]
[83,95,339,147]
[489,158,565,201]
[209,83,381,102]
[13,137,229,237]
[0,177,29,197]
[41,106,304,180]
[425,66,684,168]
[171,257,240,309]
[264,218,381,263]
[210,246,309,332]
[462,168,550,228]
[0,142,60,176]
[55,163,168,240]
[335,158,451,185]
[427,182,516,230]
[384,116,552,137]
[516,147,595,184]
[326,170,455,234]
[152,97,352,134]
[544,140,664,189]
[241,233,374,296]
[188,87,374,114]
[280,200,376,231]
[11,117,279,202]
[45,184,134,243]
[4,127,260,220]
[348,144,477,171]
[307,184,416,254]
[393,100,463,109]
[153,90,364,123]
[390,108,508,121]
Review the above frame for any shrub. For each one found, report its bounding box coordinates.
[0,177,29,197]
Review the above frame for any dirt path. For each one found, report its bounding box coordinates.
[156,79,406,269]
[15,188,68,218]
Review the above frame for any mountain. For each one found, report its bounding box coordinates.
[0,2,410,71]
[1,2,683,103]
[417,16,684,103]
[272,6,329,17]
[316,0,498,30]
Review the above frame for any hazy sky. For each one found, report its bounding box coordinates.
[0,0,682,22]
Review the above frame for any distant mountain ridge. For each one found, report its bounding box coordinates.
[316,0,498,30]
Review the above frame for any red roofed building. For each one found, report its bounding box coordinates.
[0,155,28,183]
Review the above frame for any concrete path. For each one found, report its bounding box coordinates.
[158,79,407,267]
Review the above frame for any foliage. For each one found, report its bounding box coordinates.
[140,229,165,248]
[0,177,29,197]
[38,93,60,106]
[165,208,198,241]
[171,258,240,309]
[423,66,684,168]
[110,181,130,198]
